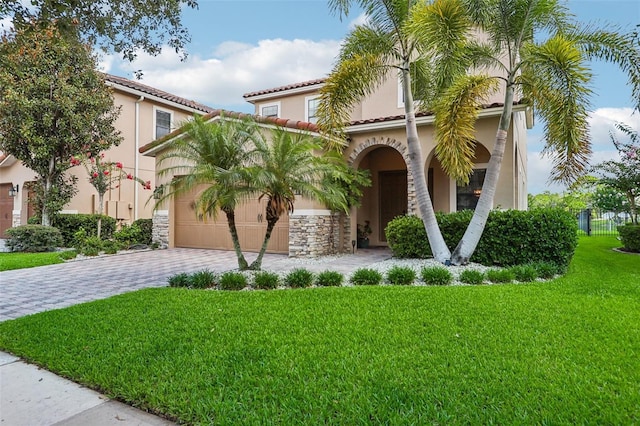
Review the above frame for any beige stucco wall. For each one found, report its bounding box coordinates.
[0,86,199,229]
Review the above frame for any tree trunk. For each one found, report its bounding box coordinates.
[97,192,104,239]
[249,204,278,270]
[41,157,56,226]
[223,207,249,270]
[401,66,451,263]
[451,85,515,265]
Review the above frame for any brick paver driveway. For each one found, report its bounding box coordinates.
[0,249,284,322]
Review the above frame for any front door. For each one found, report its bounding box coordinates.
[379,171,408,241]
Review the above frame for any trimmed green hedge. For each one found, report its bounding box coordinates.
[53,214,116,246]
[617,224,640,252]
[5,225,63,252]
[386,209,578,268]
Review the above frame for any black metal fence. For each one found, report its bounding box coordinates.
[573,208,635,236]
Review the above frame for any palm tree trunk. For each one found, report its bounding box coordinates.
[223,207,249,270]
[249,205,278,270]
[401,66,451,263]
[451,84,515,265]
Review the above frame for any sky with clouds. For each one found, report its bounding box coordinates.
[12,0,638,195]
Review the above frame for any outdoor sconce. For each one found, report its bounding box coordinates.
[473,188,482,198]
[153,184,165,200]
[351,239,356,254]
[8,184,18,197]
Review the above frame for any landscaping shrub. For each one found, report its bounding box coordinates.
[113,223,144,247]
[284,268,314,288]
[486,268,515,284]
[5,225,63,252]
[459,269,485,285]
[421,266,453,286]
[253,271,280,290]
[51,214,116,246]
[509,264,538,282]
[219,272,247,291]
[617,224,640,252]
[350,268,383,286]
[79,236,103,256]
[133,218,153,245]
[386,266,416,285]
[168,273,191,288]
[316,270,344,287]
[190,270,217,289]
[385,216,431,258]
[386,209,578,269]
[530,261,560,280]
[58,249,78,260]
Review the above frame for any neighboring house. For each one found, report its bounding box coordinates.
[143,74,531,257]
[0,74,214,238]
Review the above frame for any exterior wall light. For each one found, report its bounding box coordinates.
[8,184,19,197]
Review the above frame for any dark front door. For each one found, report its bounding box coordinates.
[379,171,408,241]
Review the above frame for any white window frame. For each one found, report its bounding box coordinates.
[305,95,320,124]
[153,106,173,140]
[259,101,281,118]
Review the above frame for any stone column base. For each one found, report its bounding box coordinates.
[152,210,169,249]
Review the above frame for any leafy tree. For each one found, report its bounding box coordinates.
[156,114,260,270]
[318,0,456,263]
[0,0,197,62]
[592,186,629,219]
[407,0,640,264]
[0,23,121,226]
[248,128,350,270]
[592,123,640,224]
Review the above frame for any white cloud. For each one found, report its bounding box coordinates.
[349,12,369,29]
[0,17,14,32]
[115,38,342,111]
[527,107,639,194]
[97,53,115,73]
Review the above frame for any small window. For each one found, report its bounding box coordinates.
[155,110,172,139]
[457,169,486,211]
[306,97,319,124]
[261,105,279,118]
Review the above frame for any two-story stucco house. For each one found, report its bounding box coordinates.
[143,74,531,257]
[0,74,213,238]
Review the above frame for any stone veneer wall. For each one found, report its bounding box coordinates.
[289,211,345,258]
[152,210,169,249]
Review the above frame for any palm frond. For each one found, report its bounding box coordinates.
[433,74,499,183]
[520,35,593,184]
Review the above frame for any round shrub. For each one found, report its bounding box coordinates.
[350,268,383,286]
[386,265,416,285]
[219,272,248,290]
[253,271,280,290]
[509,265,538,282]
[168,273,191,288]
[421,266,453,286]
[486,268,515,284]
[617,224,640,252]
[316,270,344,287]
[5,225,63,252]
[385,215,431,258]
[190,269,217,289]
[133,218,153,245]
[285,268,314,288]
[459,269,485,285]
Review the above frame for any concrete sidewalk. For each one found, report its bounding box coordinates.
[0,247,391,425]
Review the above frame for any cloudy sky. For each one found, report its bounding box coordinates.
[95,1,640,194]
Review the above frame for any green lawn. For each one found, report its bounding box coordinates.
[1,237,639,424]
[0,251,71,271]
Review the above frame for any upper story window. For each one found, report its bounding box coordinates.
[260,102,280,118]
[305,96,320,124]
[155,109,172,139]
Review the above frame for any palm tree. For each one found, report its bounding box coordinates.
[156,114,260,270]
[248,128,349,270]
[408,0,640,264]
[317,0,455,263]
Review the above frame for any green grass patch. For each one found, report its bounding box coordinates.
[1,237,639,424]
[0,251,75,271]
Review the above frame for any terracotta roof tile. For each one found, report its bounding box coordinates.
[104,74,214,113]
[243,78,326,99]
[139,109,319,154]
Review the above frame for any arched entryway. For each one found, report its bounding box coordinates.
[349,138,411,246]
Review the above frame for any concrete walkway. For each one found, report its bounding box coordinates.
[0,247,391,425]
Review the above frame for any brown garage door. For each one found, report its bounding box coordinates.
[0,183,15,238]
[174,186,289,254]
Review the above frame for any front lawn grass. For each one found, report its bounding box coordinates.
[0,251,68,271]
[1,237,639,424]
